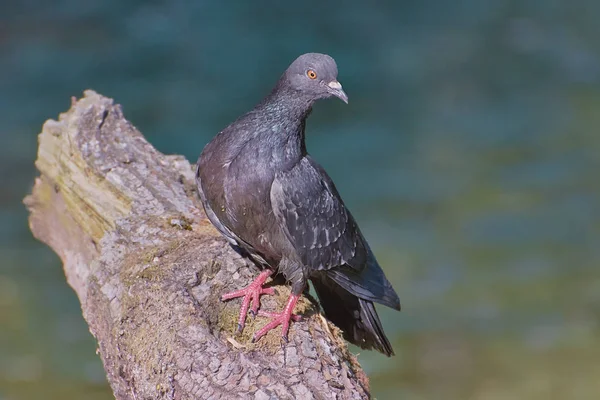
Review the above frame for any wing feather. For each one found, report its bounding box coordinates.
[270,156,365,270]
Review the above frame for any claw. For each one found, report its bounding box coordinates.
[257,310,302,322]
[221,270,273,332]
[252,294,300,343]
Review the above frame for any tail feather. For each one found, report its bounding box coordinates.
[312,275,395,356]
[330,245,400,311]
[329,267,400,310]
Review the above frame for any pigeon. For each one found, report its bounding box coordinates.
[196,53,400,356]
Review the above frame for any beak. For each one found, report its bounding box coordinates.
[327,80,348,104]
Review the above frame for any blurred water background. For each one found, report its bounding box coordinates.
[1,1,599,399]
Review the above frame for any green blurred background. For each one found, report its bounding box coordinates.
[1,1,599,399]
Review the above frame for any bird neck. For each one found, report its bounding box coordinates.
[260,84,315,121]
[251,84,313,163]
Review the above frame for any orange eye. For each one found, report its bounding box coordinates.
[307,69,317,79]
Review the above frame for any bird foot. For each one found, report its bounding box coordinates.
[252,294,301,343]
[221,270,275,332]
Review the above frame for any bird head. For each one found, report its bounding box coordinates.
[283,53,348,104]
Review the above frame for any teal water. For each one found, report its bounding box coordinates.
[1,1,599,399]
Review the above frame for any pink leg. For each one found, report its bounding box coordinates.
[252,294,301,343]
[221,270,275,332]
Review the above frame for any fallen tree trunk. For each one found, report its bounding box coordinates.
[23,91,370,400]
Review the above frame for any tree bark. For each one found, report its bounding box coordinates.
[23,91,370,400]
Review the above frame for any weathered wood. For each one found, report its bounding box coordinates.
[24,91,370,400]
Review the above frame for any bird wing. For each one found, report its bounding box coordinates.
[270,156,367,271]
[271,156,401,310]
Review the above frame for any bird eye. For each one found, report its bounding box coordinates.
[307,69,317,79]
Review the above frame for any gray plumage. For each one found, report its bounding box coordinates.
[196,53,400,355]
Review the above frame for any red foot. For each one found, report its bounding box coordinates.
[221,270,275,332]
[252,294,301,343]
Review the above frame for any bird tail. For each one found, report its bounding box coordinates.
[312,274,395,356]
